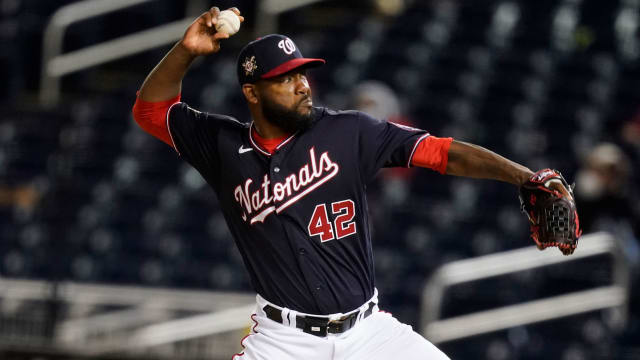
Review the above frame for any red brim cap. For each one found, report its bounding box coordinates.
[261,58,326,79]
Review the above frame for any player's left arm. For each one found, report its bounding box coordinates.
[444,140,533,186]
[359,114,533,187]
[413,137,580,253]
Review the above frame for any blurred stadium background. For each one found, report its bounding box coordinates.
[1,0,640,359]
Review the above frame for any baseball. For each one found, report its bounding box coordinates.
[216,10,241,36]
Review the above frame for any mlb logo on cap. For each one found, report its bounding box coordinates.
[237,34,325,85]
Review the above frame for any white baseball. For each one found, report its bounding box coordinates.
[216,10,241,36]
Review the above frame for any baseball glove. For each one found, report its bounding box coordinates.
[519,169,582,255]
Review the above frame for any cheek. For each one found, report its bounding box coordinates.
[275,86,298,105]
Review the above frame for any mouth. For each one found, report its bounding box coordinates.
[299,97,312,107]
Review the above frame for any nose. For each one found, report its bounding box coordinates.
[294,74,310,96]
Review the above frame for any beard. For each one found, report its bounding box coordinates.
[261,96,315,134]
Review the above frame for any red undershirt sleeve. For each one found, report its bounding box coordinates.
[410,136,453,174]
[132,92,181,147]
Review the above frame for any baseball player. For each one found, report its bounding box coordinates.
[132,7,579,360]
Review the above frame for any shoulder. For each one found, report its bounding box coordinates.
[315,107,373,123]
[169,102,250,130]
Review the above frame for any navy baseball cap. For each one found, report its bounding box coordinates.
[237,34,325,85]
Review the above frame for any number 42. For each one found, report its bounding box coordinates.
[307,199,357,242]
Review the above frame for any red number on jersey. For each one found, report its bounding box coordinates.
[308,199,357,242]
[331,200,356,239]
[308,204,334,242]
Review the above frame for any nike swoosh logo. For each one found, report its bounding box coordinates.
[238,145,253,154]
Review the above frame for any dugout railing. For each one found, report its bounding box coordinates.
[420,232,630,344]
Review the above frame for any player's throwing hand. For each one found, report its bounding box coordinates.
[180,6,244,56]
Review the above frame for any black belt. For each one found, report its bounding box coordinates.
[262,301,375,337]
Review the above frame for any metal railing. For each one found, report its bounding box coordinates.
[421,232,630,344]
[39,0,204,106]
[0,278,256,358]
[39,0,325,107]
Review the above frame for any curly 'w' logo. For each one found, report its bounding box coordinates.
[278,39,296,55]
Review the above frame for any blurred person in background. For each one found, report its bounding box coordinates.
[349,80,416,206]
[349,81,404,125]
[575,142,640,265]
[0,183,41,214]
[621,107,640,158]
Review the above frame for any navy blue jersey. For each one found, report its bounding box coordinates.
[167,104,428,314]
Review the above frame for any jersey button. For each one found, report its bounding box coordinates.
[299,248,306,255]
[274,167,280,173]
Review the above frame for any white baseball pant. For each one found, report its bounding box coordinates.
[232,290,450,360]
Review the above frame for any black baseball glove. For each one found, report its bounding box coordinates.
[519,169,582,255]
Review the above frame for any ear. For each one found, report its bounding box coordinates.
[242,84,259,104]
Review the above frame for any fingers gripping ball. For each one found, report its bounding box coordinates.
[519,169,582,255]
[216,10,241,36]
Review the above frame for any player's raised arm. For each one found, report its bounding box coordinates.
[138,6,243,102]
[133,7,243,146]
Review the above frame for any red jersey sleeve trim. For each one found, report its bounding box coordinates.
[407,133,430,168]
[131,92,181,148]
[410,136,453,174]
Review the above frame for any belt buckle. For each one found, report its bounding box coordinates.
[302,316,328,337]
[327,313,354,334]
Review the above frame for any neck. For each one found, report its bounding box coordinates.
[250,107,291,139]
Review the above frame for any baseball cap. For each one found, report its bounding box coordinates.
[237,34,325,85]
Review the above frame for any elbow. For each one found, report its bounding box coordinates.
[444,157,462,176]
[130,96,176,147]
[131,97,156,134]
[132,97,145,128]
